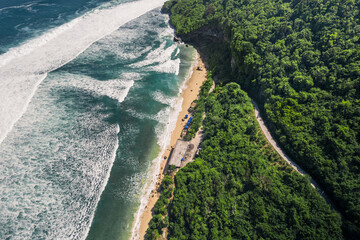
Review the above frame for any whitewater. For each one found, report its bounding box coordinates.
[0,0,198,239]
[0,0,166,146]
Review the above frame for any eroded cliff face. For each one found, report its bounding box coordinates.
[180,25,225,43]
[161,1,227,47]
[177,24,267,102]
[163,2,266,103]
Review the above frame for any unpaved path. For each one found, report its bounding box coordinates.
[252,100,309,176]
[251,99,342,215]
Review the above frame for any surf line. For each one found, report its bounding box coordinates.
[82,124,121,240]
[0,0,167,146]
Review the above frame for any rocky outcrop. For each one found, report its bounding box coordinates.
[173,36,181,42]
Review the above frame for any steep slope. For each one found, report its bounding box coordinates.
[162,0,360,236]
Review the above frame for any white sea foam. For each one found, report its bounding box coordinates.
[0,2,44,13]
[130,96,183,240]
[125,103,176,124]
[175,47,180,57]
[0,49,139,236]
[149,58,181,75]
[130,41,181,75]
[82,124,120,239]
[83,31,153,61]
[0,0,167,146]
[53,72,136,104]
[0,4,191,239]
[0,75,122,239]
[130,42,175,67]
[130,45,196,240]
[152,91,177,106]
[158,15,174,38]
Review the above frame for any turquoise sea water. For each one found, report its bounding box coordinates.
[0,1,195,239]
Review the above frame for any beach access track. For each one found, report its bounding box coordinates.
[251,99,342,217]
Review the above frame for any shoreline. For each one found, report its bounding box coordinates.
[134,51,208,239]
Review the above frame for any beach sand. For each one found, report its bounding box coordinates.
[137,52,207,239]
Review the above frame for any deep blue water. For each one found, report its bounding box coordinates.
[0,1,195,239]
[0,0,110,54]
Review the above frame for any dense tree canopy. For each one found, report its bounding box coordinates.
[166,83,343,239]
[162,0,360,236]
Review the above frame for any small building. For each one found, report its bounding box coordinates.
[168,140,189,168]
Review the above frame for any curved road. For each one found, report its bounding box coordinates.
[251,99,342,216]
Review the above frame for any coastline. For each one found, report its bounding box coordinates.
[134,51,208,239]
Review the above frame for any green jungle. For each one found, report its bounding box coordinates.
[147,0,360,239]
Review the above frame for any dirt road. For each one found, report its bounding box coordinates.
[252,99,341,215]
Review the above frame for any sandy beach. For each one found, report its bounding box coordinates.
[136,51,207,239]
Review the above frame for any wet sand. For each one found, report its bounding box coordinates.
[137,52,207,239]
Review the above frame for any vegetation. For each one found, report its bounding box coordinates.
[146,175,174,240]
[185,72,213,140]
[168,83,343,239]
[162,0,360,236]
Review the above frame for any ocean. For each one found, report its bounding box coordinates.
[0,0,195,239]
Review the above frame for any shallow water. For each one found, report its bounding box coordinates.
[0,1,195,239]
